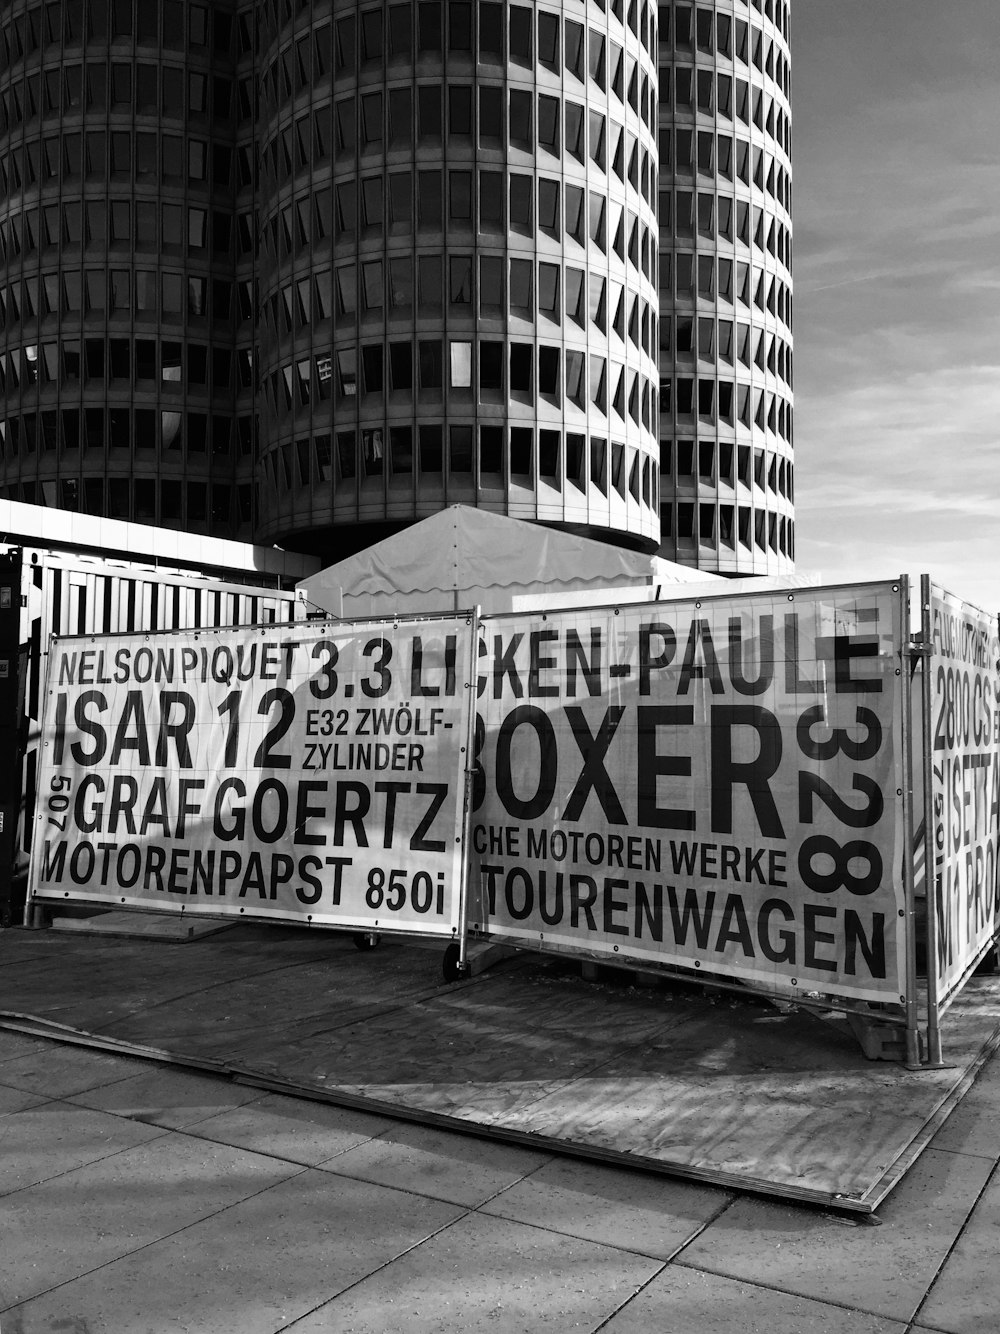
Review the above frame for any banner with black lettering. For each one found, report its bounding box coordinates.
[29,614,476,935]
[471,584,907,1002]
[928,585,1000,1000]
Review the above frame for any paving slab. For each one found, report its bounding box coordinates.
[188,1091,395,1166]
[926,1050,1000,1161]
[480,1157,731,1260]
[914,1162,1000,1334]
[0,1042,148,1099]
[287,1208,660,1334]
[676,1147,993,1324]
[3,1166,465,1334]
[0,1099,166,1196]
[600,1265,908,1333]
[0,1031,48,1062]
[68,1065,264,1129]
[0,1130,301,1308]
[0,1082,50,1116]
[320,1119,554,1207]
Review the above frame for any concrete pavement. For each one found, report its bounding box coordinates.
[0,1027,996,1333]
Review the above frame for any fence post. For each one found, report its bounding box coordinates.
[899,577,922,1067]
[454,607,481,977]
[919,575,944,1064]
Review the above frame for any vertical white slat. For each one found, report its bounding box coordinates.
[134,579,148,632]
[67,577,84,636]
[156,580,172,631]
[142,579,155,631]
[107,576,121,634]
[60,575,72,638]
[42,564,60,641]
[85,574,99,635]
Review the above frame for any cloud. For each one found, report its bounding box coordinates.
[795,361,1000,609]
[790,4,1000,610]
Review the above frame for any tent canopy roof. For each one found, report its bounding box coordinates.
[298,507,713,616]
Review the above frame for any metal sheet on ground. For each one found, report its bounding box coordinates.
[1,928,998,1211]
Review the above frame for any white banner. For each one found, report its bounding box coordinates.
[472,584,907,1002]
[929,585,1000,998]
[30,614,477,935]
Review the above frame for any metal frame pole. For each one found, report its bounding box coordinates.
[23,631,58,929]
[920,575,944,1064]
[453,607,481,975]
[898,577,922,1067]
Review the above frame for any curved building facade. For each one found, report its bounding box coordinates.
[0,0,252,539]
[255,0,661,556]
[656,0,794,573]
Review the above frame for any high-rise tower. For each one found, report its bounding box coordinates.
[0,1,791,573]
[255,0,661,558]
[656,0,794,573]
[0,0,253,540]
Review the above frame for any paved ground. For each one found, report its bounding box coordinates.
[0,1028,996,1333]
[5,925,997,1215]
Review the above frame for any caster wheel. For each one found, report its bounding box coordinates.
[442,942,470,982]
[353,931,382,950]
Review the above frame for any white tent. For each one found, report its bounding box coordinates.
[296,506,720,618]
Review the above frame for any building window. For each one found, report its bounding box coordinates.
[538,263,560,324]
[509,7,532,65]
[450,425,473,472]
[510,427,533,479]
[419,340,443,389]
[509,90,532,149]
[450,341,472,388]
[420,424,443,472]
[509,176,532,235]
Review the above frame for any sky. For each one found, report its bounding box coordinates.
[790,0,1000,614]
